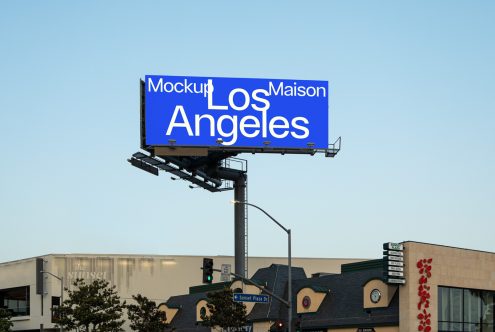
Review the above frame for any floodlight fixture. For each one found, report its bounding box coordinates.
[128,158,159,176]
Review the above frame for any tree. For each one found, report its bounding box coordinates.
[127,294,171,332]
[53,278,126,332]
[0,308,13,332]
[200,288,247,331]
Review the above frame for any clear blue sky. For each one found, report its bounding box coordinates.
[1,1,494,263]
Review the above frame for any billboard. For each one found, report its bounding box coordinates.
[144,75,329,150]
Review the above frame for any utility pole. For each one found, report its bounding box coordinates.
[232,201,292,332]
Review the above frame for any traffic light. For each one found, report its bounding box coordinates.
[202,258,213,284]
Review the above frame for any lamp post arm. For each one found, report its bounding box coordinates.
[41,271,62,282]
[237,202,289,234]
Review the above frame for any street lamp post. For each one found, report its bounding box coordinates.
[41,271,63,332]
[232,200,292,332]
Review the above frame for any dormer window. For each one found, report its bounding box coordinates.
[199,306,206,318]
[296,286,329,314]
[196,299,210,321]
[362,278,397,309]
[302,296,311,309]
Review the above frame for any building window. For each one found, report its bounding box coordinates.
[51,296,61,323]
[302,296,311,309]
[439,286,494,332]
[0,286,30,317]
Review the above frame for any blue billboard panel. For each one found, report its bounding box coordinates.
[145,75,329,149]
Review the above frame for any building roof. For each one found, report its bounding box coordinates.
[165,292,209,332]
[162,262,399,331]
[292,267,399,329]
[165,264,308,331]
[247,264,306,322]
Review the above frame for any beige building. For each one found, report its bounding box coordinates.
[400,242,495,332]
[0,254,362,332]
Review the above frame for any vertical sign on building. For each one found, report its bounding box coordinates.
[36,257,45,295]
[383,242,405,285]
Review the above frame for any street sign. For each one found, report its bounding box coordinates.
[220,264,231,282]
[233,293,269,303]
[144,75,329,150]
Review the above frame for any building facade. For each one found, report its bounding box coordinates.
[0,254,362,331]
[400,242,495,332]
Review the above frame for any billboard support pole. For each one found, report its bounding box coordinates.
[234,174,247,278]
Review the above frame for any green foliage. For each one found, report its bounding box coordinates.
[52,278,126,332]
[127,294,171,332]
[200,288,247,331]
[0,308,13,332]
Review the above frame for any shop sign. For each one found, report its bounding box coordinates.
[388,278,406,284]
[388,266,403,272]
[383,242,405,285]
[383,250,403,256]
[387,255,403,262]
[386,260,404,267]
[67,271,107,279]
[383,242,403,251]
[357,328,376,332]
